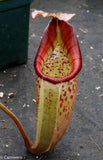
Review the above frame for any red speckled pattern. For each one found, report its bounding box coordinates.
[35,74,78,151]
[42,43,72,78]
[50,76,78,147]
[34,18,82,83]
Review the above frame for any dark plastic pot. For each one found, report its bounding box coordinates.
[0,0,31,69]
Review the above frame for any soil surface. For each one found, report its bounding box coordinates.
[0,0,103,159]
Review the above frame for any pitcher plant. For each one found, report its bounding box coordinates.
[0,10,82,155]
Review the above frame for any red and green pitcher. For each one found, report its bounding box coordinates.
[0,10,82,155]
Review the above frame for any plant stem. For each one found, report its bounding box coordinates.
[0,102,33,152]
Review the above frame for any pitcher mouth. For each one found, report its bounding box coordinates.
[34,18,82,84]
